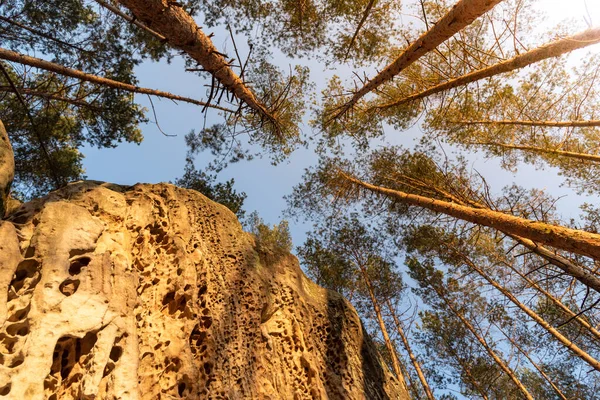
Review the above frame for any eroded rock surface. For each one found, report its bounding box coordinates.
[0,182,408,399]
[0,120,14,218]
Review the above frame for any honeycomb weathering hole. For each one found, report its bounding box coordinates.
[68,257,91,275]
[59,279,80,297]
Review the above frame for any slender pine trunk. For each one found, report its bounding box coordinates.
[340,172,600,261]
[474,141,600,163]
[378,27,600,110]
[356,262,406,383]
[453,119,600,128]
[386,300,436,400]
[501,259,600,341]
[333,0,503,118]
[116,0,277,125]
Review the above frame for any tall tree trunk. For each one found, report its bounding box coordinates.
[332,0,503,118]
[0,48,234,112]
[452,119,600,128]
[472,141,600,163]
[386,300,436,400]
[116,0,278,125]
[343,0,378,60]
[377,27,600,110]
[339,172,600,261]
[500,259,600,342]
[432,285,534,400]
[450,246,600,372]
[495,324,568,400]
[355,262,405,383]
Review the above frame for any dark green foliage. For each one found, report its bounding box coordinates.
[175,130,246,219]
[247,212,292,264]
[175,160,246,220]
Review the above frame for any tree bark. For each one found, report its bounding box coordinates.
[340,172,600,261]
[386,300,435,400]
[343,0,378,60]
[355,262,405,383]
[432,285,534,400]
[473,141,600,163]
[0,48,234,113]
[116,0,278,125]
[333,0,503,118]
[378,27,600,110]
[452,119,600,128]
[94,0,167,41]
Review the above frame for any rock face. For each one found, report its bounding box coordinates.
[0,120,14,218]
[0,182,408,399]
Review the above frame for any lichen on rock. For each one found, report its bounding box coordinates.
[0,181,408,399]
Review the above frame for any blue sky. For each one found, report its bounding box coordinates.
[80,0,600,248]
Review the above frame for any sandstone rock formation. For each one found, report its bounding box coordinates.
[0,120,14,218]
[0,181,409,399]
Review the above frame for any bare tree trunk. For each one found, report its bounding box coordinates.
[355,263,406,383]
[343,0,378,60]
[386,300,435,400]
[433,285,534,400]
[452,247,600,372]
[340,172,600,261]
[471,141,600,163]
[495,324,568,400]
[333,0,503,118]
[0,48,234,112]
[378,27,600,110]
[500,259,600,341]
[510,235,600,294]
[116,0,278,125]
[452,119,600,128]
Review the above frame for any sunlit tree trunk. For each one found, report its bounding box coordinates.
[0,48,233,112]
[495,324,568,400]
[343,0,378,60]
[116,0,278,124]
[469,141,600,163]
[340,172,600,261]
[386,300,436,400]
[452,119,600,128]
[355,261,405,383]
[377,27,600,110]
[333,0,503,118]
